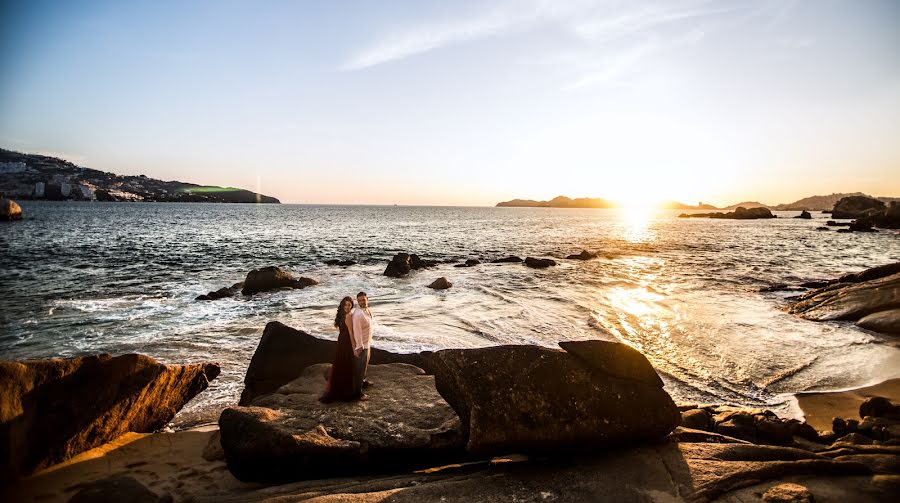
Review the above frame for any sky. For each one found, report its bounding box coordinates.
[1,0,898,206]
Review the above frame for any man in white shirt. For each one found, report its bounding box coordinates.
[351,291,373,399]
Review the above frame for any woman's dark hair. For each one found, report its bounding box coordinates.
[334,296,353,328]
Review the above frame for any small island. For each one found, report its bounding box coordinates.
[496,195,717,210]
[0,148,280,203]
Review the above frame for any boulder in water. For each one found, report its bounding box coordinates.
[795,210,812,219]
[241,266,317,295]
[383,253,437,277]
[454,259,481,268]
[566,250,598,260]
[491,256,523,263]
[427,277,452,290]
[0,197,22,221]
[196,281,243,301]
[524,257,557,269]
[0,354,219,482]
[831,196,885,219]
[324,259,356,267]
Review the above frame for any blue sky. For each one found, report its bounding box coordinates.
[1,0,898,205]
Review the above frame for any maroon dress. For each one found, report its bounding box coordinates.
[319,321,358,402]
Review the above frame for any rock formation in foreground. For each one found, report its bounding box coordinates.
[226,324,679,483]
[0,354,219,482]
[430,340,679,456]
[790,262,900,335]
[220,363,466,482]
[238,321,431,405]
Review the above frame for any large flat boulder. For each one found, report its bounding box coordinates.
[220,363,465,482]
[0,354,219,482]
[429,341,680,456]
[239,321,431,405]
[790,264,900,334]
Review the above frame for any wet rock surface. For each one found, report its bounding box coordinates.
[789,262,900,335]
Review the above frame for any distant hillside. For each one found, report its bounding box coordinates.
[496,195,715,209]
[773,193,868,211]
[721,201,770,210]
[0,148,280,203]
[496,196,615,208]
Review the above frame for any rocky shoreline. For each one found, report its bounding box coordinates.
[4,317,900,502]
[4,261,900,501]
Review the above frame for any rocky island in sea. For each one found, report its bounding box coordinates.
[0,148,280,203]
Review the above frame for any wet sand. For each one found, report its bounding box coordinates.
[795,377,900,432]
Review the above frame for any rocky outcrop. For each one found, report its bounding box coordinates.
[0,354,219,482]
[566,250,598,260]
[491,256,523,263]
[789,262,900,335]
[0,197,22,221]
[196,282,243,301]
[679,206,776,219]
[453,259,481,268]
[426,277,452,289]
[831,196,885,219]
[324,259,356,267]
[524,257,557,269]
[220,363,466,482]
[795,210,812,219]
[429,340,679,456]
[241,266,317,295]
[238,321,431,405]
[383,253,438,278]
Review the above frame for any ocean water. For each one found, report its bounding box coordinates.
[2,201,899,427]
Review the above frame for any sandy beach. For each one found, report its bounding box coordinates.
[3,425,253,502]
[795,377,900,431]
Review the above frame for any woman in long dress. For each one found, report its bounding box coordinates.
[319,296,359,402]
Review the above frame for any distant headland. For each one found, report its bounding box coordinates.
[497,193,899,211]
[0,148,279,203]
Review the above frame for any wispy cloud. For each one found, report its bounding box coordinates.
[340,0,790,91]
[340,4,535,71]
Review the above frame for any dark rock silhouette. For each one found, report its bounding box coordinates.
[324,259,356,267]
[0,354,219,482]
[679,207,775,219]
[196,282,243,301]
[427,277,452,289]
[567,250,598,260]
[831,196,885,219]
[491,256,523,263]
[454,259,481,268]
[524,257,557,268]
[241,266,317,295]
[795,210,812,219]
[383,253,438,278]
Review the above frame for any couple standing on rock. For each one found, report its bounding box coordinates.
[320,292,374,402]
